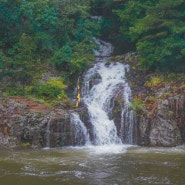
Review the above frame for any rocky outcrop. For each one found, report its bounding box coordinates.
[119,53,185,146]
[0,96,89,148]
[138,95,184,146]
[11,111,73,148]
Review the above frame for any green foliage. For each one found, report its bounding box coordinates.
[0,0,97,72]
[130,98,144,115]
[21,142,31,147]
[0,0,100,100]
[0,50,9,69]
[168,110,174,117]
[145,76,163,87]
[51,45,72,67]
[145,73,185,88]
[162,73,185,81]
[1,0,184,103]
[15,33,37,62]
[114,0,185,72]
[9,78,67,101]
[33,78,67,100]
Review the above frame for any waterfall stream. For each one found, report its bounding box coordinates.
[45,116,52,148]
[70,39,135,146]
[70,113,90,146]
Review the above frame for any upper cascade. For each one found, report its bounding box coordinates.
[93,38,113,58]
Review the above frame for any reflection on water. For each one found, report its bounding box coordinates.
[0,145,185,185]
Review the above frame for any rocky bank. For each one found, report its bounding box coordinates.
[118,53,185,146]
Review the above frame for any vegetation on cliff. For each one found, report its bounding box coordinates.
[0,0,184,103]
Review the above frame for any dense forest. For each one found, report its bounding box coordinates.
[0,0,185,103]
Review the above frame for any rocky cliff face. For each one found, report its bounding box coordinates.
[119,53,185,147]
[138,94,184,146]
[0,96,89,148]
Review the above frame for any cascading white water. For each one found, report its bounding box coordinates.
[81,39,134,145]
[82,62,133,145]
[93,38,113,58]
[70,39,135,146]
[70,113,90,146]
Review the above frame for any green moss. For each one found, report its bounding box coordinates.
[130,98,144,115]
[21,142,31,147]
[168,110,174,117]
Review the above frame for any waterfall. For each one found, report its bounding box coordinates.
[70,39,135,146]
[93,38,113,58]
[70,113,90,146]
[82,62,134,145]
[45,116,52,147]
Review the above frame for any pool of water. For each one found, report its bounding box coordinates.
[0,145,185,185]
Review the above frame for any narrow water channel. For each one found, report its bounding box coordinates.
[0,145,185,185]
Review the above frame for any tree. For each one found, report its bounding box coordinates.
[0,0,98,85]
[114,0,185,72]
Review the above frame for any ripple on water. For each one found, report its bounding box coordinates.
[135,176,172,185]
[128,145,185,155]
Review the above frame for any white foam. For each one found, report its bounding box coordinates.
[86,144,132,155]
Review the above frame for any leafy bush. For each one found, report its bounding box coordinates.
[32,78,67,100]
[8,78,67,101]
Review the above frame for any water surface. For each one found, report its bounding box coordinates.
[0,145,185,185]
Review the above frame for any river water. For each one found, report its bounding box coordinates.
[0,145,185,185]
